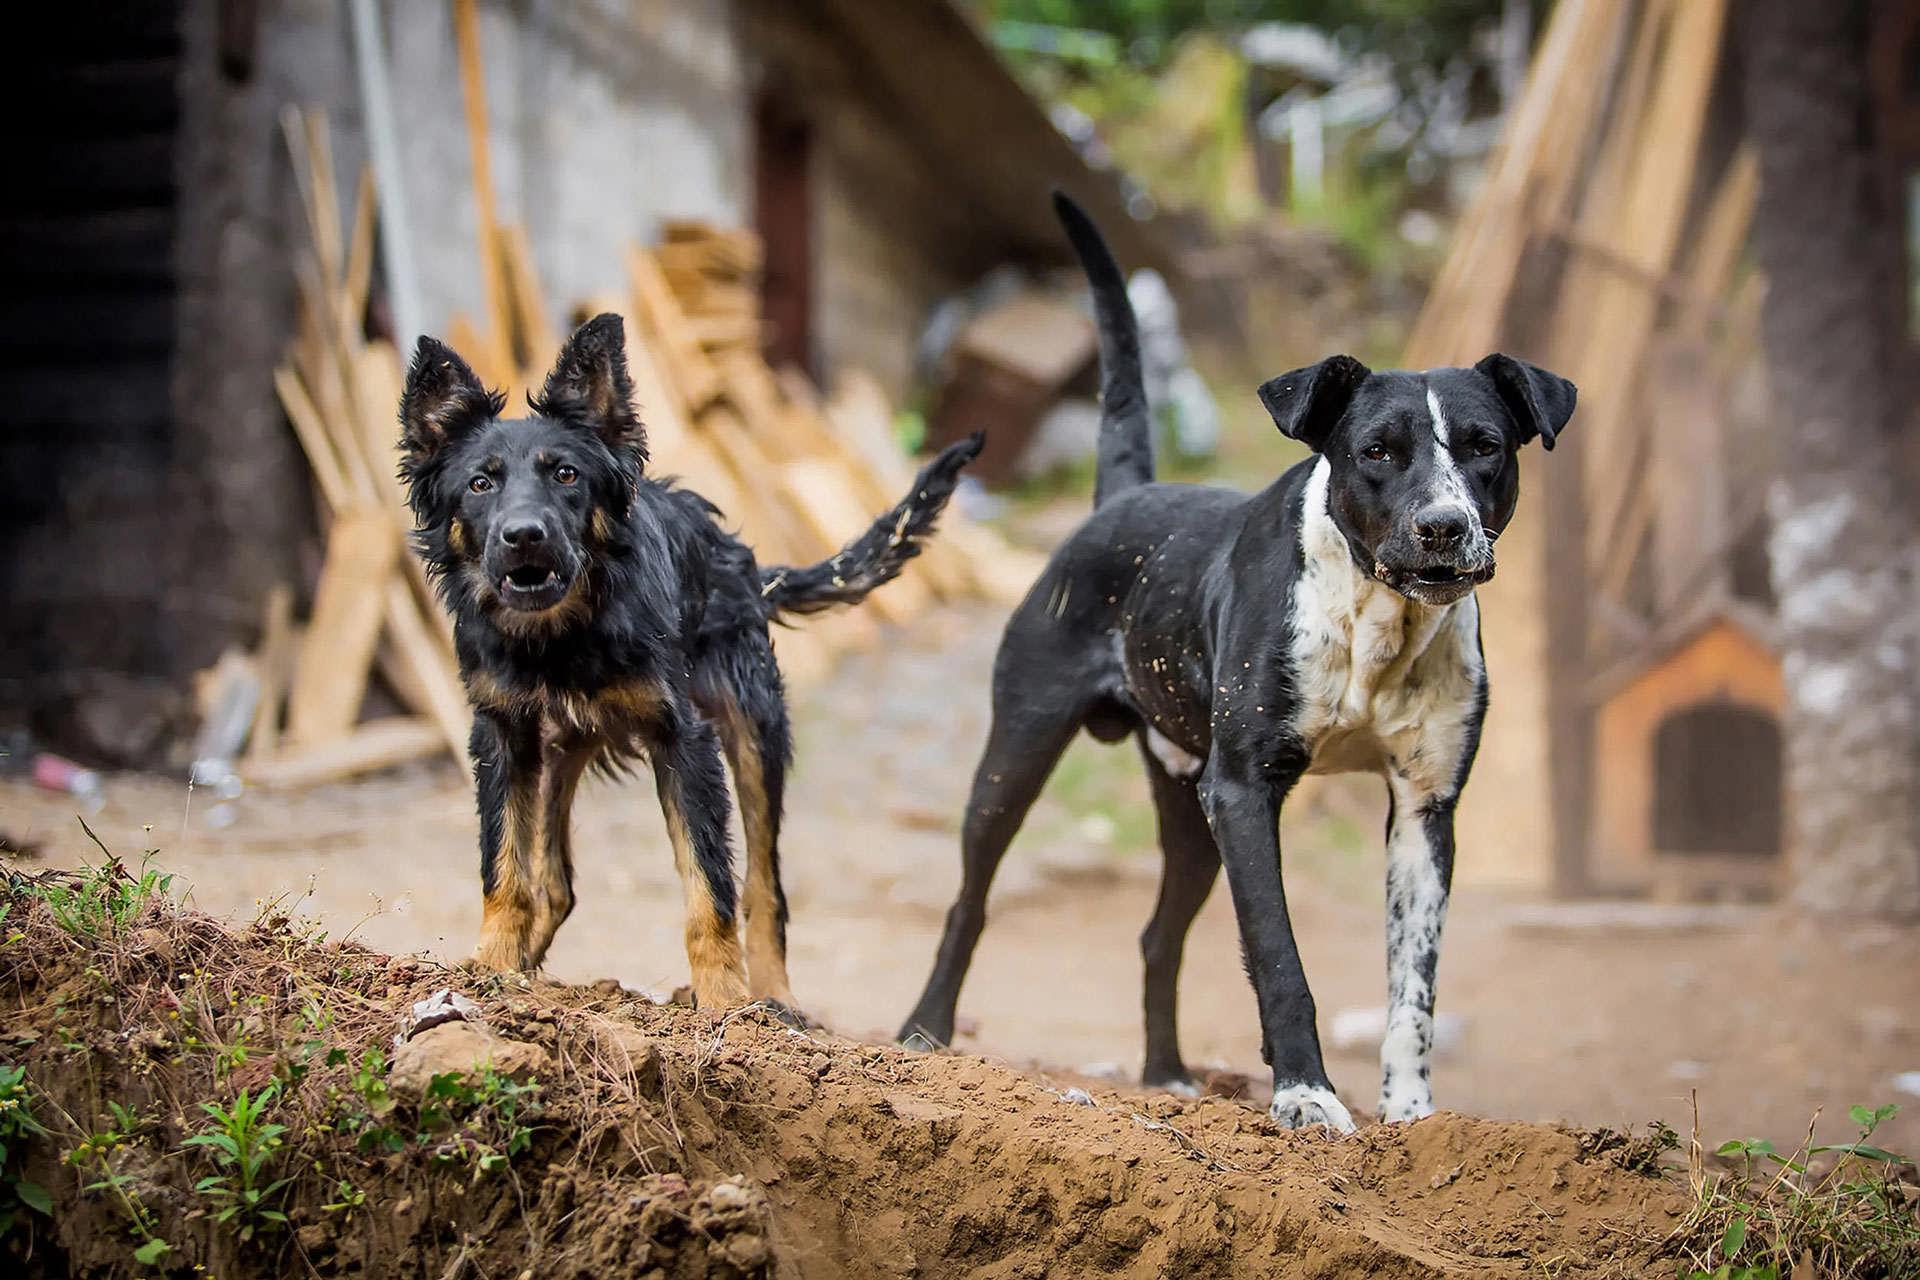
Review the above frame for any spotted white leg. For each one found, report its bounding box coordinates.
[1380,772,1455,1122]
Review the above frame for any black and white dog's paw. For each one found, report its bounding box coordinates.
[1267,1083,1357,1134]
[1378,1086,1435,1124]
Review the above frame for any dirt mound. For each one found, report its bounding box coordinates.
[0,865,1686,1277]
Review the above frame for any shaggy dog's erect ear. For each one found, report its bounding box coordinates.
[1257,354,1370,453]
[531,313,646,462]
[1475,353,1577,451]
[398,336,504,466]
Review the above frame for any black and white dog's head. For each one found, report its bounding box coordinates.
[1258,353,1576,605]
[397,314,646,634]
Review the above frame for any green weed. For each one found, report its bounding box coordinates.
[1679,1103,1918,1279]
[0,1063,52,1235]
[31,836,174,942]
[64,1100,170,1263]
[182,1085,292,1242]
[418,1067,540,1176]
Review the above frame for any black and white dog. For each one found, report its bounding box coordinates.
[900,195,1575,1131]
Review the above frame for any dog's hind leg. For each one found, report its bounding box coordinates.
[1138,739,1221,1093]
[651,713,750,1009]
[524,735,598,967]
[898,680,1088,1048]
[470,710,544,971]
[715,692,801,1017]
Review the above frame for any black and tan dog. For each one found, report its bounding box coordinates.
[901,197,1575,1130]
[398,314,981,1012]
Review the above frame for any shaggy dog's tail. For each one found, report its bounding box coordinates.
[1053,190,1152,507]
[759,433,984,618]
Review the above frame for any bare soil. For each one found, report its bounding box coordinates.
[2,870,1687,1278]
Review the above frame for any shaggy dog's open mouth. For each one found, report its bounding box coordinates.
[495,561,573,611]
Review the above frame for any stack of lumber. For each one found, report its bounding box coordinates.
[653,220,765,359]
[243,112,1040,787]
[1404,0,1759,660]
[244,108,472,790]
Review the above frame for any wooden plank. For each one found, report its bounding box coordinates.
[274,365,354,513]
[625,244,721,412]
[697,403,821,564]
[244,716,443,789]
[445,312,513,394]
[382,579,470,767]
[245,585,296,765]
[499,223,558,368]
[343,164,377,325]
[1403,0,1632,366]
[1680,144,1759,332]
[1571,0,1729,574]
[453,0,513,379]
[286,507,400,747]
[955,291,1096,389]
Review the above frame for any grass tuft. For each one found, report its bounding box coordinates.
[1674,1095,1919,1279]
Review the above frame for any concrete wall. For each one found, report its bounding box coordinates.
[384,0,747,334]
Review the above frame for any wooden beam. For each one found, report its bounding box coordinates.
[285,507,399,747]
[453,0,513,376]
[245,585,296,764]
[244,716,444,789]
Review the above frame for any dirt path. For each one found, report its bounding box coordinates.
[3,605,1916,1160]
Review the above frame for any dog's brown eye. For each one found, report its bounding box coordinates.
[1360,444,1391,463]
[469,475,494,494]
[554,464,579,486]
[1471,439,1500,459]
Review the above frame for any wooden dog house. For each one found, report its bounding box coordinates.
[1591,610,1785,898]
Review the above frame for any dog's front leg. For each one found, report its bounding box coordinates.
[1199,753,1354,1133]
[470,709,544,971]
[651,715,750,1010]
[1380,774,1456,1122]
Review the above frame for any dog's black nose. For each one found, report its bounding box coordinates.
[1413,506,1470,551]
[500,519,548,549]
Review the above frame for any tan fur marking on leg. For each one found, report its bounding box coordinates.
[661,795,748,1009]
[726,713,797,1007]
[472,767,541,971]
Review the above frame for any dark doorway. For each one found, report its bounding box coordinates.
[753,91,814,376]
[1652,702,1784,856]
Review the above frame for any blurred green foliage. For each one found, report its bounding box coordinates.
[979,0,1516,76]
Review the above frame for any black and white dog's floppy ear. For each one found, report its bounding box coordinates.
[1257,354,1369,452]
[399,337,504,466]
[531,313,646,462]
[1475,353,1577,451]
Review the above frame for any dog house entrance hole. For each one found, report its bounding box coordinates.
[1651,701,1782,857]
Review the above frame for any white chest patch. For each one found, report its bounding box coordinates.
[1288,458,1483,792]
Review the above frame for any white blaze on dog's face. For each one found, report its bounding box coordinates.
[1257,354,1577,606]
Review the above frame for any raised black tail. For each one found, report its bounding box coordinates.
[759,432,984,618]
[1053,191,1152,506]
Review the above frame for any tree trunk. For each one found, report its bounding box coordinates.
[1743,0,1920,916]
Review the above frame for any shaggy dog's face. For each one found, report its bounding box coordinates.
[397,314,646,633]
[1258,353,1576,605]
